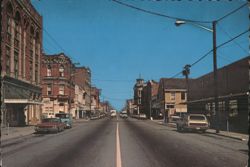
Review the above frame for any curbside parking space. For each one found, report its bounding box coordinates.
[151,119,248,141]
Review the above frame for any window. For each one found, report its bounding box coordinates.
[47,65,52,76]
[59,65,64,77]
[14,51,18,78]
[35,64,38,84]
[170,92,175,100]
[29,60,33,81]
[138,99,141,104]
[6,46,10,76]
[59,85,64,95]
[47,84,52,95]
[229,100,238,117]
[181,92,186,100]
[138,90,141,97]
[7,17,11,43]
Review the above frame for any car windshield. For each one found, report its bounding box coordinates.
[189,116,205,121]
[42,118,60,123]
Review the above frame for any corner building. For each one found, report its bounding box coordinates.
[1,0,43,126]
[41,53,75,118]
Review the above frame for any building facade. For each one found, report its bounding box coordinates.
[133,78,146,115]
[1,0,43,126]
[74,67,91,118]
[41,53,75,118]
[188,56,249,133]
[90,87,101,116]
[126,99,136,116]
[158,78,187,121]
[142,80,159,118]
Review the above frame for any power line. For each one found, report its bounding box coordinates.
[92,78,134,83]
[43,28,78,63]
[111,0,212,23]
[217,28,249,50]
[217,23,249,54]
[216,3,248,22]
[169,28,249,79]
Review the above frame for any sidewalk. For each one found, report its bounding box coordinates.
[1,118,90,142]
[1,126,35,142]
[151,119,249,141]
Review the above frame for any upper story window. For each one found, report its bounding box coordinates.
[47,84,52,95]
[47,65,52,76]
[59,85,64,95]
[6,46,10,76]
[181,92,186,100]
[170,92,175,101]
[59,65,64,77]
[14,51,19,78]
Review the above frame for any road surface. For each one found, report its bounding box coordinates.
[2,117,248,167]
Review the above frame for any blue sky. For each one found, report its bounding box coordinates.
[31,0,249,110]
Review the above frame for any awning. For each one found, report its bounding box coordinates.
[4,99,43,104]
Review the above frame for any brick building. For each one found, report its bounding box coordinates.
[141,80,159,118]
[90,87,101,116]
[1,0,43,126]
[41,53,75,118]
[74,67,91,118]
[158,78,187,121]
[188,56,249,133]
[133,78,146,115]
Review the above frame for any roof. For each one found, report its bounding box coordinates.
[160,78,187,90]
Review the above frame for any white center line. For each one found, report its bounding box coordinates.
[116,122,122,167]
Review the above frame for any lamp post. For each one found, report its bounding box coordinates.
[175,20,220,133]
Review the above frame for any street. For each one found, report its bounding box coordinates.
[2,118,248,167]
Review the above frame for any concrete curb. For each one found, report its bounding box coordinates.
[206,131,248,141]
[151,120,248,141]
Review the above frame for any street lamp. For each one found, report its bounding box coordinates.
[175,20,220,133]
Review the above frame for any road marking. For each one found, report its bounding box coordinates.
[116,123,122,167]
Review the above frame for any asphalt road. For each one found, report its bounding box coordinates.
[2,117,248,167]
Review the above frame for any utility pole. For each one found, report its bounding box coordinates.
[183,64,191,102]
[213,21,220,133]
[163,79,166,123]
[89,80,91,119]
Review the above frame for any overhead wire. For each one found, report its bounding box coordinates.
[169,28,249,79]
[217,23,249,54]
[216,3,248,22]
[111,0,212,23]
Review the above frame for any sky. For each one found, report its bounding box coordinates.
[31,0,249,110]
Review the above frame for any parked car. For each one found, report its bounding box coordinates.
[176,114,209,133]
[35,118,65,133]
[139,113,147,120]
[55,113,73,128]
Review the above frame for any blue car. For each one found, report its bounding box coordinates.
[55,113,73,129]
